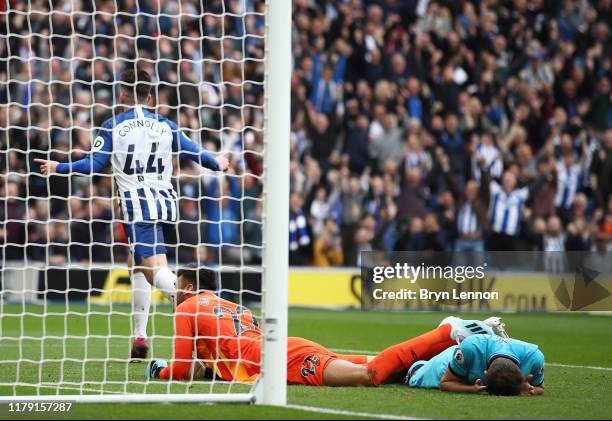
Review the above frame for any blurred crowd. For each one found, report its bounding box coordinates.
[288,0,612,266]
[0,0,611,268]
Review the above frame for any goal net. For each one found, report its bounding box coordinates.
[0,0,289,405]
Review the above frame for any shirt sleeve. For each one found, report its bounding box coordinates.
[159,305,196,381]
[529,350,545,386]
[449,341,476,379]
[168,119,220,171]
[489,180,501,195]
[517,186,529,201]
[56,120,113,174]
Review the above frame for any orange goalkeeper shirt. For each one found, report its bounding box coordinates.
[159,292,261,382]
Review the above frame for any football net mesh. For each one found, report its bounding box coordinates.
[0,0,267,400]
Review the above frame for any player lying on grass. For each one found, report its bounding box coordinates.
[145,266,502,387]
[36,69,229,359]
[406,318,545,396]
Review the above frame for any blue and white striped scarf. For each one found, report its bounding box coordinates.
[289,210,310,251]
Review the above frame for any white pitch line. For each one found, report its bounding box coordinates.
[15,384,123,395]
[286,404,422,420]
[547,363,612,371]
[330,348,612,372]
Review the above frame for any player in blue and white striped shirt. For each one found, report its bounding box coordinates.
[36,69,228,358]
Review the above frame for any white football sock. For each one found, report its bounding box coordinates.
[154,267,177,305]
[131,271,150,339]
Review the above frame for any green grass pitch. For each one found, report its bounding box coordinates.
[1,304,612,419]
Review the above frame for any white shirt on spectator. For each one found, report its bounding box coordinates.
[489,182,529,236]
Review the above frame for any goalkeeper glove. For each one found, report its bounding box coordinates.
[145,359,168,379]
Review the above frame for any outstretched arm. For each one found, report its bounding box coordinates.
[157,311,196,381]
[172,126,229,172]
[36,153,111,175]
[36,129,112,175]
[439,366,488,394]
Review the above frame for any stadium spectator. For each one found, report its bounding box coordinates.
[542,216,565,252]
[487,170,542,251]
[442,153,489,252]
[177,197,203,264]
[554,142,587,223]
[394,217,426,252]
[48,221,70,265]
[397,168,428,221]
[312,218,344,267]
[289,192,311,266]
[1,179,26,261]
[531,156,558,219]
[244,195,263,264]
[343,113,371,173]
[309,186,331,237]
[590,128,612,208]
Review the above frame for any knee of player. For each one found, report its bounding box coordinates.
[355,366,374,387]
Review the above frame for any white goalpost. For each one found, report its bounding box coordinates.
[0,0,289,406]
[256,0,290,407]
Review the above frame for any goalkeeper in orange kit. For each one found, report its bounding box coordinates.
[145,265,494,387]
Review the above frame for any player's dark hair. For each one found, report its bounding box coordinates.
[120,69,152,103]
[486,358,524,396]
[177,264,218,292]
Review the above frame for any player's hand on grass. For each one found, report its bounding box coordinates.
[145,359,167,379]
[520,374,536,396]
[473,379,488,395]
[215,154,229,172]
[34,159,59,175]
